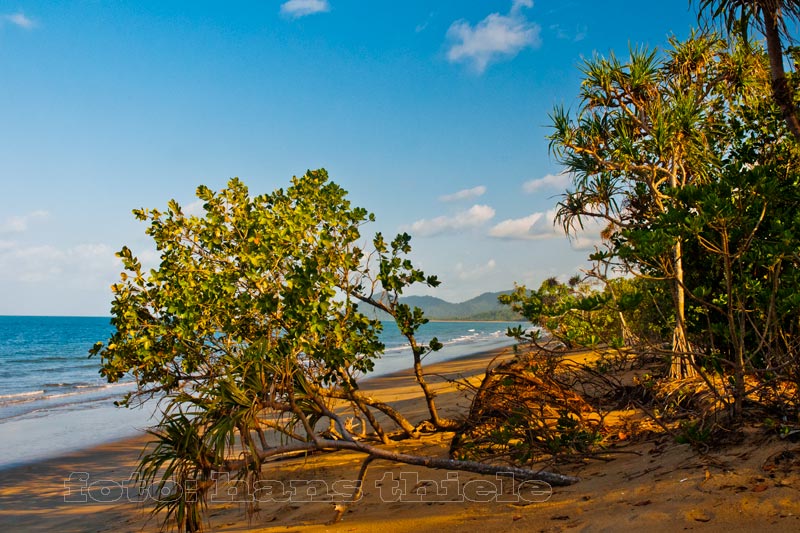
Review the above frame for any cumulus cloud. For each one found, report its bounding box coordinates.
[456,259,497,281]
[446,0,541,73]
[0,210,49,233]
[4,12,35,29]
[280,0,330,18]
[406,204,495,237]
[489,208,606,250]
[489,209,560,240]
[439,185,486,202]
[0,242,121,285]
[564,216,607,251]
[522,172,571,194]
[0,241,128,314]
[569,233,603,251]
[511,0,535,13]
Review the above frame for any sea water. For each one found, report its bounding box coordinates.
[0,316,526,468]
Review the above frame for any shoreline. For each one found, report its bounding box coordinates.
[0,345,518,532]
[426,319,523,323]
[3,344,800,532]
[2,343,513,471]
[0,321,520,471]
[0,398,157,473]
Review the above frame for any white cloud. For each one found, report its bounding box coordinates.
[0,241,126,314]
[489,208,606,250]
[0,242,121,285]
[446,0,541,73]
[570,234,603,251]
[4,12,35,29]
[510,0,534,14]
[439,185,486,202]
[406,204,495,237]
[0,210,48,233]
[522,172,571,193]
[455,259,497,281]
[550,24,567,40]
[136,247,162,272]
[489,209,560,240]
[280,0,330,19]
[182,199,206,217]
[565,216,607,251]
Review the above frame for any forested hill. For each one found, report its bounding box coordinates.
[366,291,524,322]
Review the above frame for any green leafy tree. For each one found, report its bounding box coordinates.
[500,276,625,350]
[550,25,800,418]
[659,80,800,417]
[92,170,577,532]
[549,33,769,379]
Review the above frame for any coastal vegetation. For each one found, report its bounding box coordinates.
[92,2,800,531]
[92,170,576,532]
[475,3,800,475]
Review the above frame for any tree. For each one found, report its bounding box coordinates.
[697,0,800,138]
[92,170,577,532]
[500,276,624,350]
[659,79,800,417]
[549,33,769,379]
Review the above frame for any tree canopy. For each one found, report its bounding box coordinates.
[548,32,773,378]
[92,170,577,532]
[98,172,383,396]
[508,26,800,422]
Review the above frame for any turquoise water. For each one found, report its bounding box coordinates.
[0,316,526,468]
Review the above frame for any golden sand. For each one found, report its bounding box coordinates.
[2,347,800,532]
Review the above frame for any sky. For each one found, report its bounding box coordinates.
[0,1,701,316]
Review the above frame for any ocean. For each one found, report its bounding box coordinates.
[0,316,526,469]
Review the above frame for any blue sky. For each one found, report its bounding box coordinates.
[0,1,699,315]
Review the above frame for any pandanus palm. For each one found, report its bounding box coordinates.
[698,0,800,138]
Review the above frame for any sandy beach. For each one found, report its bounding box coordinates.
[2,346,800,532]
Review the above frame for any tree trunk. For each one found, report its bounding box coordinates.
[722,233,746,420]
[605,279,638,346]
[763,7,800,139]
[330,386,419,438]
[412,348,460,430]
[669,236,697,380]
[407,335,461,431]
[234,438,582,487]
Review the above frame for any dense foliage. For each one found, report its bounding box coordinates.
[500,30,800,423]
[93,170,576,532]
[93,171,438,530]
[97,172,385,397]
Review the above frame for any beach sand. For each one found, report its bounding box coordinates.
[2,347,800,532]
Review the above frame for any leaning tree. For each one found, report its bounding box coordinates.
[92,169,576,532]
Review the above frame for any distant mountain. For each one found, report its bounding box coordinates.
[363,291,525,322]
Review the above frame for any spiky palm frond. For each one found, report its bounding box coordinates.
[698,0,800,42]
